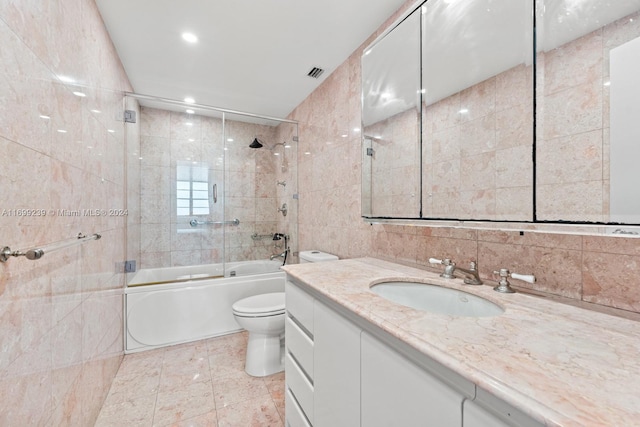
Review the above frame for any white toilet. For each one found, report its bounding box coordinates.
[232,292,286,377]
[232,250,338,377]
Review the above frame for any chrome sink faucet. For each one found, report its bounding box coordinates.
[429,258,483,285]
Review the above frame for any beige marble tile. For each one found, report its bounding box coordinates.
[536,181,604,222]
[537,129,603,185]
[541,79,603,141]
[543,29,603,96]
[583,252,640,311]
[159,359,210,393]
[208,348,246,379]
[94,394,156,427]
[158,410,217,427]
[460,113,496,157]
[103,368,161,406]
[478,241,583,298]
[153,380,215,427]
[460,77,496,122]
[212,371,271,408]
[216,395,283,427]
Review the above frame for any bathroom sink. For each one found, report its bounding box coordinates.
[370,281,504,317]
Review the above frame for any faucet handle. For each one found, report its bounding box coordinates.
[429,257,453,266]
[492,269,536,293]
[430,257,455,279]
[510,272,535,284]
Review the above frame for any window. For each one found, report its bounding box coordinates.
[176,162,210,216]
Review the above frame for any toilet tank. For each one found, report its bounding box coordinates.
[299,250,338,263]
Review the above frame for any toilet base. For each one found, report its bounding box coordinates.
[244,332,284,377]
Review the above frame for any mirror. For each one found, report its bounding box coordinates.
[362,0,640,226]
[536,0,640,223]
[421,0,533,221]
[362,9,421,218]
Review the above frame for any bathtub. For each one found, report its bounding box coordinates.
[125,260,285,353]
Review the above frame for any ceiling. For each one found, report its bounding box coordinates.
[95,0,408,121]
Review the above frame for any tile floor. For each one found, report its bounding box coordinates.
[95,332,285,426]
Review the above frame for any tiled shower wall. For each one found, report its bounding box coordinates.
[0,0,131,425]
[138,107,292,268]
[291,0,640,315]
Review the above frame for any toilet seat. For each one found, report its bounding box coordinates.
[232,292,285,317]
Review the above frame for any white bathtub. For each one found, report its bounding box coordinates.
[125,260,285,353]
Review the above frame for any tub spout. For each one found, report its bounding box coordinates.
[270,251,287,261]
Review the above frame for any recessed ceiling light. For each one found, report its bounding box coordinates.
[58,75,75,83]
[186,122,193,126]
[57,129,67,133]
[73,91,86,97]
[184,97,195,104]
[186,109,195,114]
[108,129,115,133]
[39,115,50,120]
[459,108,469,114]
[227,138,234,142]
[182,32,198,43]
[91,109,101,113]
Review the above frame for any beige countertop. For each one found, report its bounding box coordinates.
[282,257,640,427]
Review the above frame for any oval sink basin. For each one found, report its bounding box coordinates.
[370,281,503,317]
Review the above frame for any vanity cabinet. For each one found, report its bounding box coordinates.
[285,279,542,427]
[361,331,467,426]
[313,300,360,426]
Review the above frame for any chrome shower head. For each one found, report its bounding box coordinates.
[249,138,263,149]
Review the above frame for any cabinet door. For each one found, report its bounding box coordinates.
[463,390,544,427]
[313,300,361,427]
[463,400,512,427]
[361,331,465,427]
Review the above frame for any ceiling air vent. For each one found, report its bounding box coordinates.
[307,67,325,79]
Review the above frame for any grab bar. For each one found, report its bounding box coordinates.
[189,218,240,227]
[1,232,102,262]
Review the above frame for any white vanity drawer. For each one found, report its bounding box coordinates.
[285,388,312,427]
[286,352,314,424]
[286,281,315,334]
[286,317,314,379]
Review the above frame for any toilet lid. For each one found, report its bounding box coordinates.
[232,292,285,316]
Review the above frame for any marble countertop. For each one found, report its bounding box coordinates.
[282,257,640,427]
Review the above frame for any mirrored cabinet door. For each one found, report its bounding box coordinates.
[362,8,422,218]
[535,0,640,223]
[421,0,534,221]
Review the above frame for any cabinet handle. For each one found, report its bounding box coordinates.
[213,183,217,203]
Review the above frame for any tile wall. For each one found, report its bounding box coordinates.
[289,0,640,316]
[138,108,297,268]
[0,0,132,425]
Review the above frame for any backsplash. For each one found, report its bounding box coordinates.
[371,225,640,314]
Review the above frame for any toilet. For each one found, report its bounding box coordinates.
[232,292,286,377]
[299,250,339,264]
[232,250,338,377]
